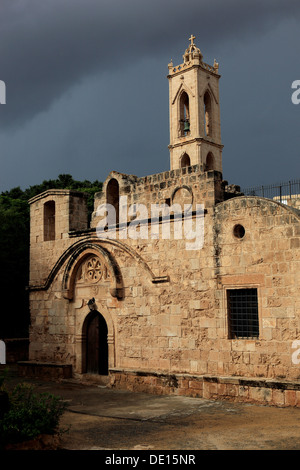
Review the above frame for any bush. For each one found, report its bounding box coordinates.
[0,383,66,447]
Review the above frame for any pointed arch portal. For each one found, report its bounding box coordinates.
[84,310,108,375]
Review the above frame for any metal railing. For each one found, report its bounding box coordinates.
[242,179,300,203]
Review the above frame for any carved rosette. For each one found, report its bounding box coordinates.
[77,256,110,285]
[86,257,102,283]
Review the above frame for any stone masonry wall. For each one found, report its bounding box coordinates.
[214,197,300,380]
[27,168,300,407]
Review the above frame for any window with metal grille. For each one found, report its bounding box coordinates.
[227,288,259,339]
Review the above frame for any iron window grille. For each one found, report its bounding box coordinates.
[227,288,259,339]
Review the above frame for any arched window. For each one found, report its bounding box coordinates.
[204,91,212,137]
[179,91,190,136]
[106,178,119,225]
[205,152,215,171]
[180,153,191,168]
[44,201,55,241]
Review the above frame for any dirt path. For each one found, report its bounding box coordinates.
[59,398,300,450]
[3,366,300,450]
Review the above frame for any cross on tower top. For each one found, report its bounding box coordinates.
[189,34,196,46]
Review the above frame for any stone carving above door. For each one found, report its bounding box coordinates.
[77,256,111,285]
[61,242,124,300]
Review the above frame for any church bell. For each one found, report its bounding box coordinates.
[184,119,190,132]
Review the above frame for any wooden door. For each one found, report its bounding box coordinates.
[86,311,108,375]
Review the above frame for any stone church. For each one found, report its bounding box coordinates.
[22,37,300,407]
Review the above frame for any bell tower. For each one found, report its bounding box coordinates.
[167,35,223,172]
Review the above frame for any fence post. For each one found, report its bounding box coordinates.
[279,185,282,203]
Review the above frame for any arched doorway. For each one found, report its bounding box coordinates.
[86,311,108,375]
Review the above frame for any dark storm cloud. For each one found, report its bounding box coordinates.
[1,0,300,129]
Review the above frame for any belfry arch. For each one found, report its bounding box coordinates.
[179,91,190,136]
[106,178,120,225]
[180,152,191,168]
[205,152,215,171]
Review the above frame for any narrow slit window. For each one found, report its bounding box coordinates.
[106,178,119,225]
[44,201,55,241]
[204,91,212,137]
[227,288,259,339]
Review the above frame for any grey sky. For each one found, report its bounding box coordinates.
[0,0,300,192]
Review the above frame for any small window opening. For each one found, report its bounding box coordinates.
[233,224,245,239]
[227,288,259,339]
[44,201,55,241]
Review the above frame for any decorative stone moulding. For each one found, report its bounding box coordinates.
[62,243,124,300]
